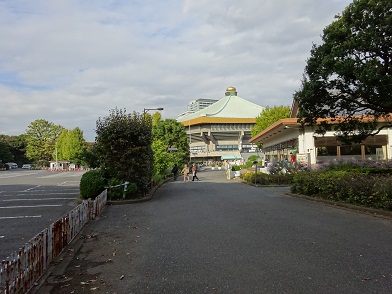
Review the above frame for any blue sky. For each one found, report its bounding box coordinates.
[0,0,352,141]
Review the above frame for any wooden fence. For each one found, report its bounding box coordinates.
[0,190,107,294]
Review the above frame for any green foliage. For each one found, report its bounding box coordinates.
[25,119,64,162]
[55,128,87,166]
[152,118,189,176]
[0,134,28,165]
[251,105,290,137]
[79,169,106,199]
[295,0,392,144]
[291,170,392,210]
[95,108,153,192]
[107,178,139,200]
[247,154,260,163]
[0,140,13,162]
[241,171,293,186]
[243,161,254,168]
[231,165,241,171]
[80,145,100,168]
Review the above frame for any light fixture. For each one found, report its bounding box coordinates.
[143,107,164,114]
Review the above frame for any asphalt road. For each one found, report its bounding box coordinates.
[0,169,84,260]
[41,168,392,293]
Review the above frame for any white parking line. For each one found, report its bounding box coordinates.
[0,215,41,220]
[22,185,41,192]
[0,172,39,179]
[0,205,62,209]
[2,198,75,201]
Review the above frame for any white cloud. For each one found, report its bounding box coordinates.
[0,0,352,141]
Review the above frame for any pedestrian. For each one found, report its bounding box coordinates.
[290,152,296,163]
[171,164,178,180]
[191,163,200,181]
[182,164,190,182]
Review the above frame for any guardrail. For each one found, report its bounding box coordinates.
[0,190,107,294]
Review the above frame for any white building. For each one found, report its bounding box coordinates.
[249,100,392,166]
[188,98,218,113]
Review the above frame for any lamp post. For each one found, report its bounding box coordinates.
[189,120,191,163]
[253,160,258,185]
[143,107,164,114]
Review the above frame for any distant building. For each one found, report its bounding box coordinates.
[177,86,264,162]
[177,98,218,119]
[188,98,218,113]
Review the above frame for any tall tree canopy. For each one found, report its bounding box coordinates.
[295,0,392,143]
[95,108,153,190]
[55,128,87,165]
[152,118,189,175]
[0,134,28,164]
[251,106,290,137]
[0,140,13,163]
[25,119,64,162]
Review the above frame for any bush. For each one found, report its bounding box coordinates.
[80,169,106,199]
[241,171,293,186]
[291,170,392,210]
[231,165,241,171]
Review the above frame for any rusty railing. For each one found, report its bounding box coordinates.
[0,190,107,294]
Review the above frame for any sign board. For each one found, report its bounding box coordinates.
[296,153,310,167]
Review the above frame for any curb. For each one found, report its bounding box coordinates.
[285,192,392,220]
[241,181,392,220]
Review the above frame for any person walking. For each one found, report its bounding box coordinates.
[191,163,200,181]
[182,164,190,182]
[171,164,178,181]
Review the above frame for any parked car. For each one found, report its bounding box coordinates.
[6,162,18,169]
[0,162,9,170]
[22,164,32,169]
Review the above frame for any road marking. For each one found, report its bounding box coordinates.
[17,192,78,195]
[0,215,41,220]
[0,204,62,209]
[0,172,39,179]
[22,185,41,192]
[0,236,4,238]
[2,198,75,201]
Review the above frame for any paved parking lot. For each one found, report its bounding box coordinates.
[0,169,84,260]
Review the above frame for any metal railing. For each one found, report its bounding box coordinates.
[0,190,107,294]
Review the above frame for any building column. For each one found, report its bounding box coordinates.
[337,145,341,160]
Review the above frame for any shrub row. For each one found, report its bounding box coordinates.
[80,169,140,200]
[291,170,392,210]
[241,171,293,186]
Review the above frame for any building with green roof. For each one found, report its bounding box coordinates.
[177,86,264,162]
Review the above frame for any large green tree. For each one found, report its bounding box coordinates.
[55,128,87,165]
[152,118,189,175]
[251,105,290,137]
[95,108,153,191]
[0,140,13,163]
[25,119,64,162]
[295,0,392,143]
[0,134,28,164]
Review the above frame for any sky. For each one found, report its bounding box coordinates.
[0,0,353,142]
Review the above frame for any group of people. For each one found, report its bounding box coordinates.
[171,163,200,182]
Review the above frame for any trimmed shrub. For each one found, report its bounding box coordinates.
[107,178,140,200]
[291,170,392,210]
[231,165,241,171]
[241,171,293,186]
[80,169,106,199]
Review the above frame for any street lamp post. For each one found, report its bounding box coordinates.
[143,107,164,114]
